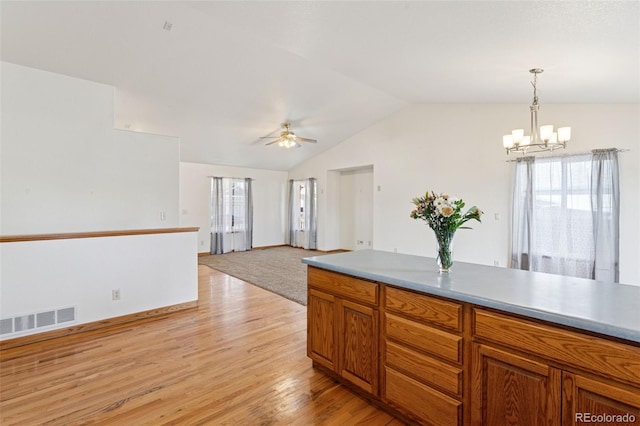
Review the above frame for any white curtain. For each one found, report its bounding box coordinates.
[287,178,317,249]
[210,177,226,254]
[510,151,620,282]
[511,156,535,270]
[591,149,619,282]
[210,177,253,254]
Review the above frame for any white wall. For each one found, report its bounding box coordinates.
[1,62,179,234]
[0,232,198,340]
[289,104,640,285]
[0,62,195,339]
[179,162,288,252]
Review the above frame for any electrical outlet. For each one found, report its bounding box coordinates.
[112,289,121,301]
[494,260,500,267]
[357,240,364,245]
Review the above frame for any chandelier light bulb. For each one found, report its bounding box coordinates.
[540,125,554,142]
[521,135,531,146]
[511,129,524,144]
[503,135,514,148]
[558,127,571,142]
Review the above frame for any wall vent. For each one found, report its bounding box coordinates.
[57,307,75,323]
[0,307,76,337]
[14,314,35,332]
[0,318,13,335]
[37,311,56,327]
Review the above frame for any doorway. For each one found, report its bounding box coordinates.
[339,166,374,251]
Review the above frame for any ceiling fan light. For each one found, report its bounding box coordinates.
[557,127,571,142]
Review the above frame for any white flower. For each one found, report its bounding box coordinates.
[440,205,455,217]
[434,197,446,207]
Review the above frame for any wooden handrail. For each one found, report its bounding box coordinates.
[0,227,200,243]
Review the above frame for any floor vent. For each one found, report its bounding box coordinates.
[1,307,76,336]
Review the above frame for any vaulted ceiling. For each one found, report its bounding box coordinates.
[2,1,638,170]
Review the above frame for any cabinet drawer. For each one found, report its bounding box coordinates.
[308,266,378,305]
[386,340,462,396]
[385,286,462,331]
[385,366,462,426]
[385,312,462,364]
[474,309,640,385]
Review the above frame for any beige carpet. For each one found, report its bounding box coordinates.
[198,246,328,305]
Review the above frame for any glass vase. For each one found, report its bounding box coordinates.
[436,233,454,273]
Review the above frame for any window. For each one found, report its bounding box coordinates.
[511,150,619,281]
[287,178,317,249]
[533,155,593,272]
[298,183,305,231]
[210,177,253,254]
[227,179,247,233]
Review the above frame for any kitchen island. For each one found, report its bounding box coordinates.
[303,250,640,425]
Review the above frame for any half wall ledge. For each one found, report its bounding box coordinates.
[0,227,200,243]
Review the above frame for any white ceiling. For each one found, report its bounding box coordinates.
[2,1,638,171]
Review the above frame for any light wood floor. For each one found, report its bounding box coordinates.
[0,265,405,425]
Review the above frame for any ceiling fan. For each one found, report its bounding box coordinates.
[261,123,317,148]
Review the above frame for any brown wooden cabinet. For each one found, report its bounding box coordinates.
[382,287,465,425]
[339,298,378,394]
[471,343,561,425]
[307,267,379,395]
[472,308,640,426]
[306,266,640,426]
[307,288,337,371]
[562,372,640,426]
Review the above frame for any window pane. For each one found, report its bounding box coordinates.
[299,184,305,230]
[532,154,596,278]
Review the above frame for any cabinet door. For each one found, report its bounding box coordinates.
[339,299,378,395]
[471,343,561,426]
[562,372,640,426]
[307,289,336,371]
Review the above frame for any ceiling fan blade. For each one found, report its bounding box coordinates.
[264,140,281,146]
[260,136,280,139]
[294,137,317,143]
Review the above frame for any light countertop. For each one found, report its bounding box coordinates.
[302,249,640,343]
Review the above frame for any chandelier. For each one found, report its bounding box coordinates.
[503,68,571,155]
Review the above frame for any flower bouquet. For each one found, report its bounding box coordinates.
[410,191,482,272]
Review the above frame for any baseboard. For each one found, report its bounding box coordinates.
[0,300,198,350]
[198,246,349,257]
